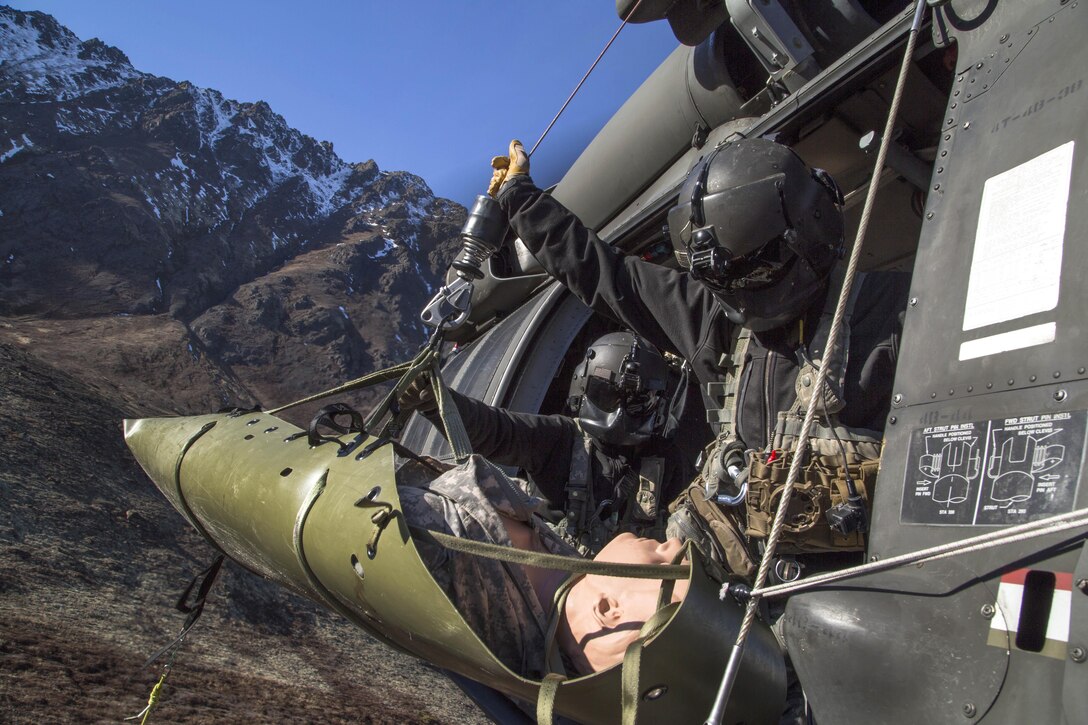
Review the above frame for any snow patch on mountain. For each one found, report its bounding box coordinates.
[0,9,144,101]
[1,134,33,163]
[189,87,238,151]
[0,5,464,334]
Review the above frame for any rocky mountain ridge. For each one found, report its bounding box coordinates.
[0,6,485,722]
[0,4,464,416]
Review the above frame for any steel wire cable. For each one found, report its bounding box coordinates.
[752,508,1088,599]
[529,0,646,157]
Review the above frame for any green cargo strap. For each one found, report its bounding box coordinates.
[428,358,473,462]
[537,673,567,725]
[264,330,473,463]
[265,357,416,415]
[410,526,689,580]
[621,603,680,725]
[705,326,751,430]
[543,575,582,677]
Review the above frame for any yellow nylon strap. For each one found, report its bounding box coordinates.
[536,672,566,725]
[620,603,679,725]
[415,527,689,579]
[125,669,167,724]
[140,674,164,725]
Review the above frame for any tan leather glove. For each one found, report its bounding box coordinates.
[487,139,530,197]
[398,372,437,414]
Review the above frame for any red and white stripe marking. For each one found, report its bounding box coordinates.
[988,568,1072,660]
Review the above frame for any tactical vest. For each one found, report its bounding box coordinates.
[680,266,883,572]
[555,433,667,555]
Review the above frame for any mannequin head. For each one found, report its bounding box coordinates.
[560,533,689,673]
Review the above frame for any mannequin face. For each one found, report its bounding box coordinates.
[560,533,690,673]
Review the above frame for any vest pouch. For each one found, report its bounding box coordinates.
[667,482,757,579]
[744,412,882,554]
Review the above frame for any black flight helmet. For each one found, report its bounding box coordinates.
[568,331,669,447]
[667,138,844,331]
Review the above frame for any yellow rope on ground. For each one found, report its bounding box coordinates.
[126,667,168,724]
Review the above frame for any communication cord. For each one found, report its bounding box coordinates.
[705,1,930,722]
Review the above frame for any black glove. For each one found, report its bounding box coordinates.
[398,372,437,415]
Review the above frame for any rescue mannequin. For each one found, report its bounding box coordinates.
[400,453,687,677]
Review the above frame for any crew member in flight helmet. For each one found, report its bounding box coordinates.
[487,137,909,456]
[401,330,694,553]
[567,330,671,446]
[666,138,844,331]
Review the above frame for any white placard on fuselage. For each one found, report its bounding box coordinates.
[962,141,1074,332]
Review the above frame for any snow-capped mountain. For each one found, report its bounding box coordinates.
[0,9,490,720]
[0,6,465,415]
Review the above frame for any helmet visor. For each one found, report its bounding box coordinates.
[715,238,795,292]
[585,376,659,417]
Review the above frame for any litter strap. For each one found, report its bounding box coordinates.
[266,328,474,462]
[141,555,226,669]
[410,525,689,580]
[621,603,679,725]
[537,673,567,725]
[429,358,473,461]
[265,359,414,415]
[265,324,474,459]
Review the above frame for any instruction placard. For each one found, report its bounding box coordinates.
[901,410,1085,525]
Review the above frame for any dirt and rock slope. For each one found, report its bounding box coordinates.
[0,7,492,723]
[0,337,487,724]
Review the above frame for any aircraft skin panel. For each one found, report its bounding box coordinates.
[876,0,1088,546]
[788,2,1088,723]
[1066,545,1088,718]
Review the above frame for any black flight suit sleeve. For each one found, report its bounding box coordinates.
[424,387,578,505]
[497,176,729,379]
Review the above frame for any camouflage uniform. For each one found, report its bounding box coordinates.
[399,454,578,677]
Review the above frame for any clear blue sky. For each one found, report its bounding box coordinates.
[7,1,680,207]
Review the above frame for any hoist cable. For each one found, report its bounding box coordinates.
[529,0,647,157]
[751,508,1088,600]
